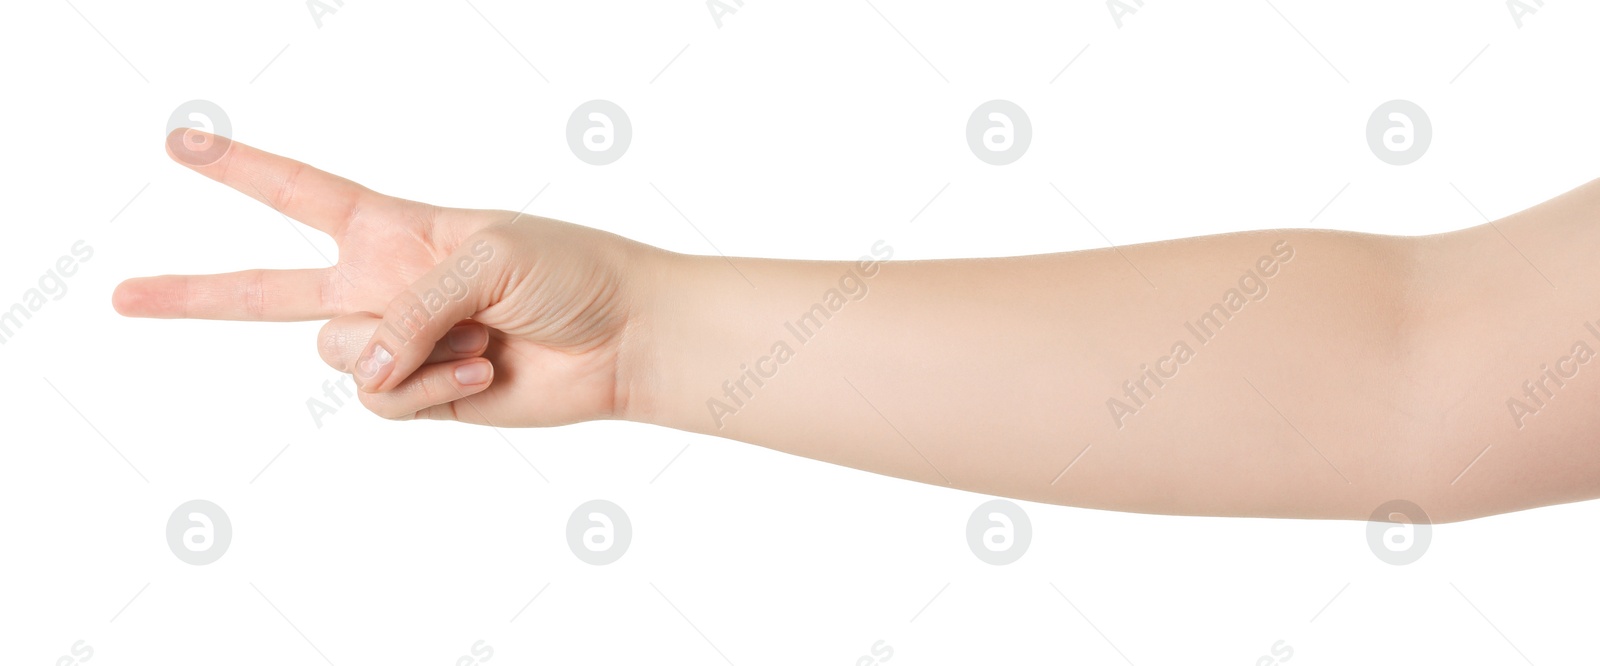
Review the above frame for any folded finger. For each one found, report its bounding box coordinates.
[319,313,490,372]
[357,358,494,421]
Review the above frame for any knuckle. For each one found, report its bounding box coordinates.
[316,320,345,369]
[382,289,434,346]
[273,162,305,212]
[461,227,511,272]
[469,224,517,249]
[414,402,459,422]
[315,270,339,317]
[409,372,450,407]
[242,270,267,319]
[358,391,405,421]
[177,275,195,319]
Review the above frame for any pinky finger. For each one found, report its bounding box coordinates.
[358,358,494,421]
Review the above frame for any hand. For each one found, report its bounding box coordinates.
[115,130,659,425]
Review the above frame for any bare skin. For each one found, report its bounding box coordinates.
[116,129,1600,524]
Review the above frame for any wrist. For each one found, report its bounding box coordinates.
[610,244,695,426]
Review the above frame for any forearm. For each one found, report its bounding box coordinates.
[624,230,1421,520]
[616,179,1600,523]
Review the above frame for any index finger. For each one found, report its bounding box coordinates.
[166,128,378,237]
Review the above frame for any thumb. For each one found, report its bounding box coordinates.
[354,232,505,392]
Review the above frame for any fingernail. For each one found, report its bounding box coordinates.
[446,325,487,353]
[454,360,491,385]
[355,343,394,387]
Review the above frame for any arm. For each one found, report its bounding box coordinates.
[630,183,1600,523]
[120,130,1600,522]
[628,229,1417,521]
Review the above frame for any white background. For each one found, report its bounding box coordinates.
[3,1,1598,664]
